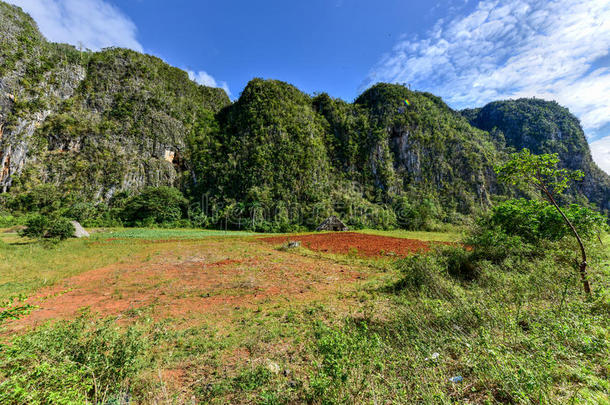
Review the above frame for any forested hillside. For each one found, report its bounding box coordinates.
[1,2,608,230]
[464,99,610,211]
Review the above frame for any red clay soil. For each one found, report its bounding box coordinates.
[5,240,368,332]
[259,232,442,257]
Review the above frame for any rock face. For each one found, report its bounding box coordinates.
[70,221,89,238]
[1,2,608,220]
[0,3,230,200]
[353,84,499,210]
[0,3,87,193]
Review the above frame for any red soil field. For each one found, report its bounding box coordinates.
[5,240,368,331]
[259,232,441,257]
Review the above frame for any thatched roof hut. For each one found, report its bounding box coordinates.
[316,216,348,232]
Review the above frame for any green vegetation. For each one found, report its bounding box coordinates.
[19,214,74,241]
[0,225,606,403]
[496,149,607,296]
[0,314,148,404]
[483,199,607,243]
[100,228,256,240]
[3,2,609,232]
[1,4,609,402]
[120,186,188,226]
[465,98,610,212]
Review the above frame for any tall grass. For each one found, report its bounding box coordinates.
[0,229,607,403]
[197,240,610,403]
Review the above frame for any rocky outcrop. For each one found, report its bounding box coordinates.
[0,3,230,200]
[70,221,89,238]
[0,2,607,219]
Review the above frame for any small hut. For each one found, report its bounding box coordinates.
[316,216,348,232]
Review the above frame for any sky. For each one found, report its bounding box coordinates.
[7,0,610,174]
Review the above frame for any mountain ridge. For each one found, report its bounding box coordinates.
[1,1,608,229]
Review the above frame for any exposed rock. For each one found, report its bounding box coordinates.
[266,361,280,375]
[0,3,607,220]
[465,98,610,211]
[70,221,90,238]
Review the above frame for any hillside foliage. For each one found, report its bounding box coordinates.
[0,2,609,230]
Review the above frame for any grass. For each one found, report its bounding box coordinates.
[96,227,258,240]
[0,228,608,403]
[0,234,139,300]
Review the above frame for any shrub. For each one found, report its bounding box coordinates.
[19,214,74,240]
[46,217,75,240]
[395,253,441,291]
[465,224,535,263]
[307,321,382,403]
[394,246,472,295]
[0,314,148,404]
[444,245,478,280]
[488,199,607,243]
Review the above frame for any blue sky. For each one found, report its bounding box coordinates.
[105,0,468,101]
[8,0,610,173]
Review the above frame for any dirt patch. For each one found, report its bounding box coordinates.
[6,240,368,331]
[258,232,443,257]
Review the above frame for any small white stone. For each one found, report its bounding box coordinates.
[266,361,280,374]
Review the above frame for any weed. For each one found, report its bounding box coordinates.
[0,313,149,403]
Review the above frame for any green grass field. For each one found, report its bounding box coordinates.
[0,228,608,404]
[95,227,259,240]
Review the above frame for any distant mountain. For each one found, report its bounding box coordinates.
[1,1,607,227]
[463,99,610,210]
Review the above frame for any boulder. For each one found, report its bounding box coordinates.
[70,221,90,238]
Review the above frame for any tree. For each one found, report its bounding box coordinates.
[121,187,188,226]
[495,149,592,297]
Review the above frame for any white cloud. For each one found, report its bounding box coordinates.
[365,0,610,139]
[591,136,610,175]
[7,0,143,51]
[187,70,231,97]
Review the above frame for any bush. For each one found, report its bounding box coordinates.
[19,214,74,241]
[121,186,188,226]
[487,199,607,243]
[0,314,148,404]
[307,321,382,403]
[465,225,535,263]
[394,246,473,296]
[395,253,441,291]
